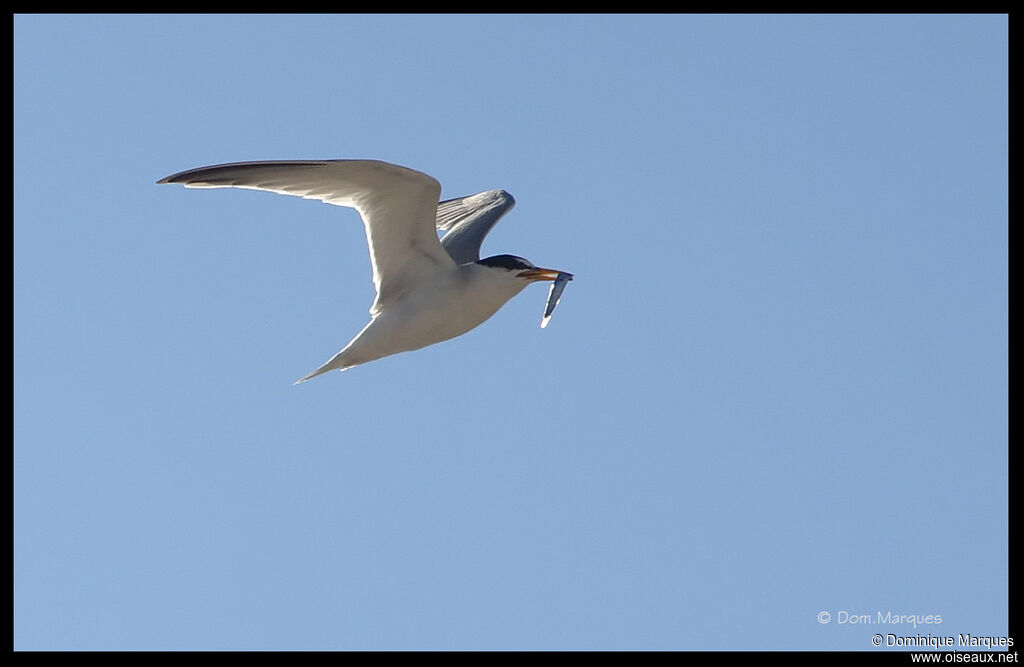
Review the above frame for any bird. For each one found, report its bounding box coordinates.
[156,159,572,383]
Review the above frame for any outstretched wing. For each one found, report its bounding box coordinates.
[435,189,516,265]
[158,160,455,312]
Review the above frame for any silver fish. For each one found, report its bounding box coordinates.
[541,271,574,328]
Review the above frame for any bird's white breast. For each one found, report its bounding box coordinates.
[338,263,529,367]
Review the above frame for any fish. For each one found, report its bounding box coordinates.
[540,271,574,328]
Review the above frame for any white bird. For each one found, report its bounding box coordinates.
[157,160,572,383]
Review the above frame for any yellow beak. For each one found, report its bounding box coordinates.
[518,268,566,281]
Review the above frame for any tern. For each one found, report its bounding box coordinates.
[157,160,573,383]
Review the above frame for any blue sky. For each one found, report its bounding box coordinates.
[14,15,1007,650]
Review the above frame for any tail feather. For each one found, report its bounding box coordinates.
[293,352,352,385]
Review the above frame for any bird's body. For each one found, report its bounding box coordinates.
[306,260,531,380]
[157,160,571,382]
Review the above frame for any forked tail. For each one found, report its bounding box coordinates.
[293,352,351,384]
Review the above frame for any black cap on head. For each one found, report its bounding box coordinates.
[476,254,536,271]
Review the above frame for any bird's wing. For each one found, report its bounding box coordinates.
[435,189,516,264]
[157,160,454,312]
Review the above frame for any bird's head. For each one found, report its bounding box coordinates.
[476,254,570,283]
